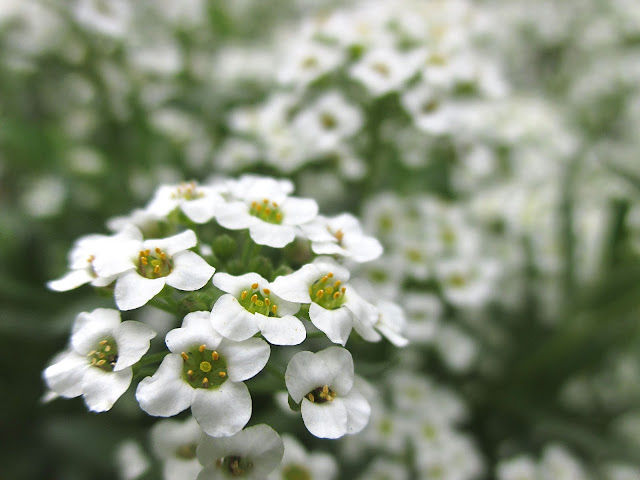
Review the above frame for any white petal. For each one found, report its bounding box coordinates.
[309,303,353,346]
[285,351,331,403]
[249,222,295,248]
[343,390,371,434]
[282,197,319,226]
[166,251,215,291]
[43,351,88,398]
[220,337,270,381]
[72,308,121,338]
[115,271,166,311]
[271,295,301,317]
[192,381,251,437]
[311,242,345,256]
[212,272,265,295]
[136,354,194,417]
[181,196,218,223]
[301,399,348,439]
[348,236,383,262]
[215,201,255,230]
[270,264,318,303]
[82,366,132,412]
[210,295,259,341]
[47,269,93,291]
[165,312,222,353]
[145,229,197,255]
[113,321,156,370]
[256,313,306,346]
[315,346,354,395]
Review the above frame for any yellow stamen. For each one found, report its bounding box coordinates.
[272,305,278,314]
[251,283,259,290]
[316,290,324,298]
[241,290,247,300]
[212,351,219,361]
[140,257,148,265]
[308,393,315,403]
[155,247,162,254]
[321,276,328,283]
[276,213,282,222]
[98,352,105,358]
[181,352,189,361]
[96,359,106,366]
[199,345,206,352]
[327,272,334,278]
[333,280,342,288]
[202,378,209,388]
[251,294,258,303]
[341,287,346,294]
[265,298,270,306]
[219,371,226,378]
[154,265,161,275]
[99,340,108,345]
[187,369,194,377]
[273,201,279,207]
[333,292,341,299]
[263,288,270,295]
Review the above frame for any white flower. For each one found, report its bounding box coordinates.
[196,424,284,480]
[145,181,224,224]
[292,92,363,154]
[100,228,215,311]
[151,417,203,480]
[216,176,318,248]
[268,435,338,480]
[271,259,379,345]
[349,47,423,97]
[115,440,150,480]
[43,308,156,412]
[47,225,142,292]
[497,456,537,480]
[300,213,383,263]
[435,257,499,309]
[277,40,344,87]
[136,311,270,437]
[373,300,409,347]
[74,0,131,38]
[211,272,305,346]
[356,459,410,480]
[401,83,459,135]
[285,346,370,439]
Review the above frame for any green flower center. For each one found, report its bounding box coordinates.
[175,443,198,460]
[171,181,204,201]
[88,338,118,372]
[309,273,346,310]
[320,112,338,130]
[448,273,467,287]
[250,199,283,224]
[238,283,279,317]
[181,345,228,389]
[216,455,254,477]
[305,384,336,404]
[283,464,312,480]
[137,248,174,278]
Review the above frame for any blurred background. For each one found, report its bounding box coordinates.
[1,0,640,478]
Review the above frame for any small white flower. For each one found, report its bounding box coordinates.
[43,308,156,412]
[74,0,132,38]
[435,257,499,309]
[277,40,344,87]
[211,272,305,346]
[151,417,203,480]
[115,440,150,480]
[103,229,215,311]
[268,434,338,480]
[301,213,383,263]
[271,259,379,345]
[285,346,370,439]
[145,181,224,224]
[216,176,318,248]
[349,47,423,97]
[47,225,142,292]
[497,456,537,480]
[136,312,270,437]
[197,424,284,480]
[401,83,458,135]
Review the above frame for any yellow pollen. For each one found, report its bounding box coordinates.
[265,298,270,306]
[308,393,315,403]
[251,294,258,303]
[98,352,105,358]
[263,199,269,204]
[87,255,95,263]
[272,305,278,314]
[323,385,329,395]
[256,205,262,212]
[251,201,258,208]
[99,340,108,345]
[219,371,226,378]
[251,283,259,290]
[321,276,328,283]
[88,350,96,356]
[96,359,106,366]
[202,378,209,387]
[341,287,346,294]
[273,201,279,207]
[200,361,212,372]
[140,257,148,265]
[104,346,111,352]
[139,250,145,256]
[199,345,206,353]
[276,213,282,222]
[263,288,270,294]
[145,249,150,255]
[90,358,97,365]
[153,265,161,275]
[160,252,166,260]
[181,352,189,361]
[327,272,334,278]
[212,351,219,361]
[335,230,344,242]
[155,247,162,254]
[316,290,324,298]
[333,280,342,288]
[187,369,194,377]
[333,291,341,299]
[241,290,247,300]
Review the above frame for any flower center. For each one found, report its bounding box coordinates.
[216,455,254,477]
[137,248,174,278]
[181,345,228,389]
[320,112,338,130]
[305,385,336,404]
[283,464,312,480]
[309,273,346,310]
[372,62,390,77]
[171,181,204,201]
[327,227,344,245]
[301,56,318,69]
[175,443,198,460]
[250,199,283,225]
[448,273,467,287]
[88,338,118,372]
[238,283,279,317]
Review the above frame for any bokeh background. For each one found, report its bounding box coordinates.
[2,0,640,479]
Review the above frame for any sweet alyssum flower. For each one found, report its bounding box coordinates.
[98,228,215,311]
[196,424,284,480]
[268,434,338,480]
[136,311,270,437]
[271,258,379,345]
[210,272,305,346]
[151,416,203,480]
[215,175,318,248]
[285,346,370,439]
[43,308,156,412]
[144,181,225,224]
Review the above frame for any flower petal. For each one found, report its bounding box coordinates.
[165,311,222,353]
[285,351,331,403]
[145,229,197,255]
[249,222,296,248]
[210,295,259,341]
[220,337,270,381]
[115,271,166,311]
[82,366,132,412]
[47,269,94,291]
[215,201,254,230]
[136,354,194,417]
[282,197,319,226]
[256,313,306,346]
[43,350,88,398]
[166,251,215,291]
[315,346,354,395]
[309,303,353,346]
[71,308,122,354]
[212,272,265,296]
[301,398,348,439]
[343,390,371,434]
[113,321,156,371]
[192,380,251,437]
[181,196,218,224]
[271,264,319,303]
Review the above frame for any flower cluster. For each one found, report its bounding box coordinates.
[43,174,402,478]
